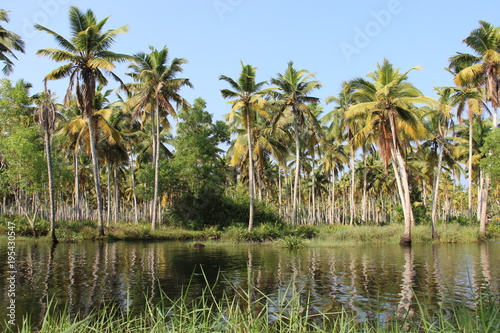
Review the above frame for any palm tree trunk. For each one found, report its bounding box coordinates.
[361,150,367,223]
[107,164,111,225]
[74,151,81,221]
[331,174,336,224]
[468,112,474,224]
[44,128,57,243]
[292,116,301,226]
[479,174,490,238]
[430,141,445,239]
[278,168,283,218]
[88,115,105,236]
[113,164,118,223]
[132,164,138,224]
[246,110,255,232]
[393,148,413,245]
[152,103,160,230]
[349,148,355,226]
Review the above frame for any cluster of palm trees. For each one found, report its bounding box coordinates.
[1,7,498,245]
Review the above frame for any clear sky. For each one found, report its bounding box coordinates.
[4,0,500,122]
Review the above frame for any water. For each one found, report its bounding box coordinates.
[0,240,499,329]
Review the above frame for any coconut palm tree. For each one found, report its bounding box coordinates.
[270,62,322,225]
[126,45,192,230]
[345,59,436,245]
[450,21,500,128]
[424,87,455,239]
[324,82,355,224]
[35,87,58,243]
[35,6,131,236]
[0,9,25,75]
[220,62,270,231]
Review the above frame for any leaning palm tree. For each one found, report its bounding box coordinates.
[0,9,25,75]
[345,59,436,245]
[220,62,270,231]
[270,62,322,225]
[35,6,131,236]
[450,20,500,128]
[127,45,192,230]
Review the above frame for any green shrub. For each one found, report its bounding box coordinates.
[278,235,305,249]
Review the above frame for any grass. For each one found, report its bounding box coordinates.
[6,274,500,332]
[1,214,499,245]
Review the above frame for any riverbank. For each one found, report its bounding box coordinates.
[1,214,499,245]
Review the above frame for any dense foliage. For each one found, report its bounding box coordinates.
[0,7,499,243]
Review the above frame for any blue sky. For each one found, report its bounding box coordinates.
[4,0,500,122]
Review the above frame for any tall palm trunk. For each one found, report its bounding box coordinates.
[131,164,139,224]
[151,103,160,230]
[389,115,413,245]
[361,150,368,223]
[74,151,81,220]
[430,140,445,239]
[246,109,255,231]
[44,126,57,243]
[467,111,474,224]
[349,148,355,226]
[479,174,490,237]
[107,164,111,225]
[113,165,118,223]
[292,116,301,225]
[88,115,105,236]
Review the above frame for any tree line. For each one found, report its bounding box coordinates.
[1,7,499,245]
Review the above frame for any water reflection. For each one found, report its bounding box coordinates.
[0,241,498,329]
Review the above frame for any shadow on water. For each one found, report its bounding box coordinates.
[0,240,498,330]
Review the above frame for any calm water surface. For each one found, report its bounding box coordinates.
[0,240,499,329]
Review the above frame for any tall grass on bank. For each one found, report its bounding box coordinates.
[6,275,499,333]
[1,214,499,243]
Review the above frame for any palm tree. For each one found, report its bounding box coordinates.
[425,87,455,239]
[450,21,500,128]
[220,62,269,231]
[35,6,131,236]
[345,59,436,245]
[35,87,58,243]
[0,9,25,75]
[270,62,322,225]
[447,78,483,224]
[325,81,361,226]
[127,45,192,229]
